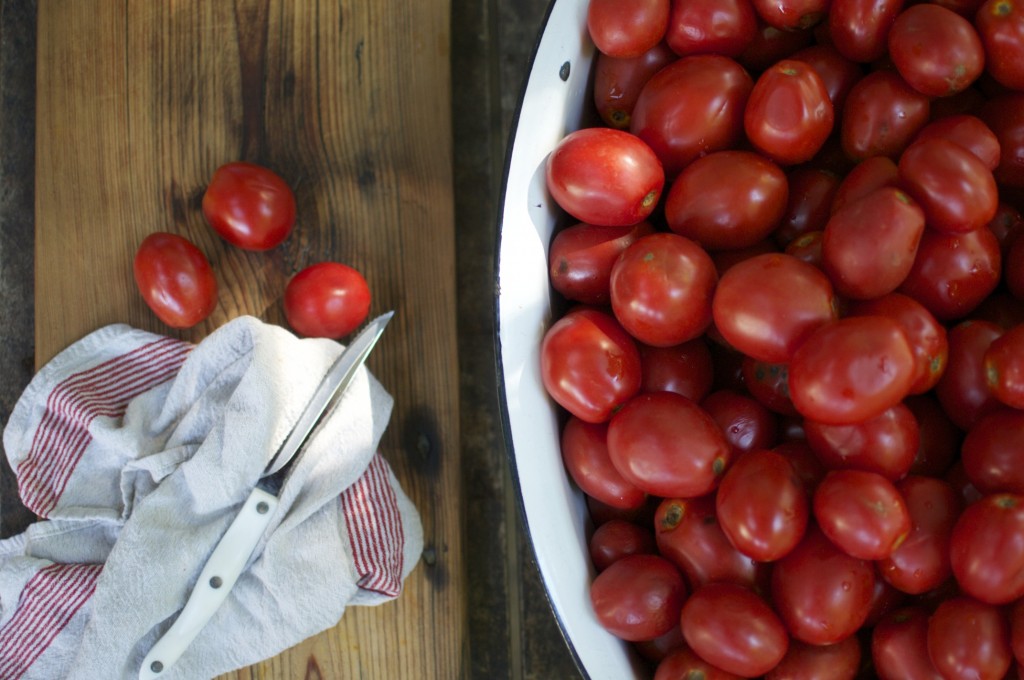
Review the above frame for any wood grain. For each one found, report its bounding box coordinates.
[35,1,463,677]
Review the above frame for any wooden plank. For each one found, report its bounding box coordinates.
[34,1,463,677]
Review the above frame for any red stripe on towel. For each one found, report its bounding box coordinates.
[17,337,191,517]
[341,453,405,597]
[0,563,102,679]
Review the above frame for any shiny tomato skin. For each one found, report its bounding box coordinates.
[546,128,664,227]
[630,55,754,177]
[911,114,1002,173]
[751,0,829,30]
[590,554,687,641]
[549,221,655,305]
[934,320,1004,430]
[561,417,647,510]
[664,150,789,250]
[983,325,1024,409]
[654,646,743,680]
[951,493,1024,604]
[813,469,912,560]
[830,155,900,216]
[744,59,834,166]
[804,402,919,481]
[828,0,905,62]
[840,71,930,161]
[887,4,985,97]
[975,0,1024,91]
[589,519,657,571]
[587,0,671,58]
[871,607,944,680]
[283,262,371,340]
[962,408,1024,495]
[821,187,925,300]
[133,232,218,328]
[610,233,717,347]
[789,44,864,115]
[639,338,715,401]
[716,449,809,561]
[775,166,841,246]
[608,392,732,498]
[789,316,916,425]
[766,637,862,680]
[593,43,678,129]
[770,524,876,645]
[665,0,758,56]
[680,582,790,677]
[540,308,642,423]
[713,252,837,364]
[742,357,799,416]
[927,596,1013,679]
[201,161,296,251]
[978,94,1024,189]
[701,390,779,454]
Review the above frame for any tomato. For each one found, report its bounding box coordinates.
[593,43,678,129]
[709,239,780,277]
[201,161,296,251]
[680,582,790,677]
[934,320,1004,430]
[751,0,829,30]
[905,394,961,477]
[773,440,828,493]
[133,232,218,329]
[654,646,743,680]
[545,128,665,227]
[282,261,370,340]
[610,233,718,347]
[789,44,864,115]
[737,21,815,72]
[701,390,779,453]
[988,203,1024,252]
[804,402,919,481]
[590,554,687,641]
[639,338,715,401]
[828,0,904,62]
[978,93,1024,189]
[983,325,1024,408]
[744,59,834,166]
[654,495,765,590]
[946,459,986,506]
[927,596,1012,679]
[549,221,655,305]
[962,408,1024,494]
[878,476,962,594]
[664,150,789,250]
[813,469,911,560]
[975,0,1024,91]
[911,115,1002,173]
[840,71,930,161]
[871,607,944,680]
[635,625,688,664]
[540,308,642,423]
[716,449,809,561]
[830,155,900,216]
[630,55,754,177]
[789,316,916,425]
[588,494,659,527]
[561,417,647,510]
[712,253,838,364]
[589,519,657,571]
[665,0,758,57]
[887,4,984,97]
[951,493,1024,604]
[899,226,1002,322]
[775,166,840,246]
[821,187,925,300]
[770,524,876,645]
[742,357,799,416]
[587,0,671,58]
[766,637,862,680]
[784,230,823,267]
[608,392,732,497]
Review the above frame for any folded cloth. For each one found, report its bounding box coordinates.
[0,316,423,680]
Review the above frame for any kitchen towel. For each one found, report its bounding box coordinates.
[0,315,423,679]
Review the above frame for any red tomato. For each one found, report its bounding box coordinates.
[133,232,218,329]
[784,230,823,267]
[737,21,816,72]
[539,308,642,423]
[905,394,961,477]
[775,166,841,246]
[713,253,837,364]
[789,316,916,425]
[634,625,688,664]
[201,161,296,251]
[742,357,799,416]
[680,583,790,677]
[561,417,647,510]
[639,338,715,400]
[716,449,809,561]
[774,440,828,493]
[665,0,758,56]
[828,0,905,62]
[548,221,655,305]
[664,150,789,250]
[840,71,930,161]
[587,0,671,57]
[978,93,1024,189]
[887,4,984,97]
[593,43,678,129]
[962,408,1024,495]
[766,637,862,680]
[911,115,1002,173]
[789,44,864,115]
[988,203,1024,252]
[983,325,1024,408]
[630,54,754,177]
[871,607,944,680]
[975,0,1024,91]
[813,469,912,560]
[589,519,657,571]
[654,646,743,680]
[590,554,687,641]
[934,320,1004,430]
[701,390,779,453]
[804,403,919,481]
[654,495,766,590]
[770,524,876,645]
[950,493,1024,604]
[610,233,718,346]
[545,128,665,227]
[751,0,829,30]
[830,155,900,216]
[282,262,370,339]
[607,391,732,497]
[927,597,1012,679]
[744,59,834,166]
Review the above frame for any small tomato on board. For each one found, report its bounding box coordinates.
[202,161,296,251]
[133,232,218,329]
[283,262,371,340]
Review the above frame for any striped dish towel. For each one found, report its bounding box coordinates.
[0,316,422,680]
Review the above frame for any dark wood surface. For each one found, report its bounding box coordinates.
[0,0,582,677]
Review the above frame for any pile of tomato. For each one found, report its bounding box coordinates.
[133,161,371,339]
[539,0,1024,676]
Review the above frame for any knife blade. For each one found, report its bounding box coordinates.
[138,311,394,680]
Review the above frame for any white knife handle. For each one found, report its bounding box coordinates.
[139,487,278,680]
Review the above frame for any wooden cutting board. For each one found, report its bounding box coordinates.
[34,1,463,677]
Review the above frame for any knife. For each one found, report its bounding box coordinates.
[138,311,394,680]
